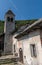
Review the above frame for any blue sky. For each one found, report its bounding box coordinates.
[0,0,42,20]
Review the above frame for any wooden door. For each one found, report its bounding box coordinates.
[19,48,23,63]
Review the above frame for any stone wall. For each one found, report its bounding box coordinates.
[4,34,13,55]
[4,12,15,55]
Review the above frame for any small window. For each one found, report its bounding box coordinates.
[7,17,10,22]
[30,44,37,57]
[14,44,16,52]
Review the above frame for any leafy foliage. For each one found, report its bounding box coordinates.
[0,20,4,34]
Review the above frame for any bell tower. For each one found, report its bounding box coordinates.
[4,10,15,54]
[4,10,15,34]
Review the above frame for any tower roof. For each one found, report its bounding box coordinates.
[5,10,15,16]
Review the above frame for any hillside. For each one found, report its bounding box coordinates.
[0,19,38,34]
[15,19,38,29]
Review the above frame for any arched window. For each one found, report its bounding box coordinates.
[11,18,13,22]
[7,17,10,22]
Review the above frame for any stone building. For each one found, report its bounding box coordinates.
[0,10,42,65]
[13,19,42,65]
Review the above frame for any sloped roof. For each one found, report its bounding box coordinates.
[14,19,42,38]
[5,10,15,16]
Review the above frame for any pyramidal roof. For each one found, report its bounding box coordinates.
[5,10,15,16]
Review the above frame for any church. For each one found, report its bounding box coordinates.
[0,10,42,65]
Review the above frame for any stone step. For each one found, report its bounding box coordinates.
[0,55,18,59]
[0,55,19,64]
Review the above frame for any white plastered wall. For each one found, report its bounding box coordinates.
[18,29,42,65]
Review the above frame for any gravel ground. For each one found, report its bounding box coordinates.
[0,62,24,65]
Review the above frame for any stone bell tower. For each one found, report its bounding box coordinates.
[4,10,15,54]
